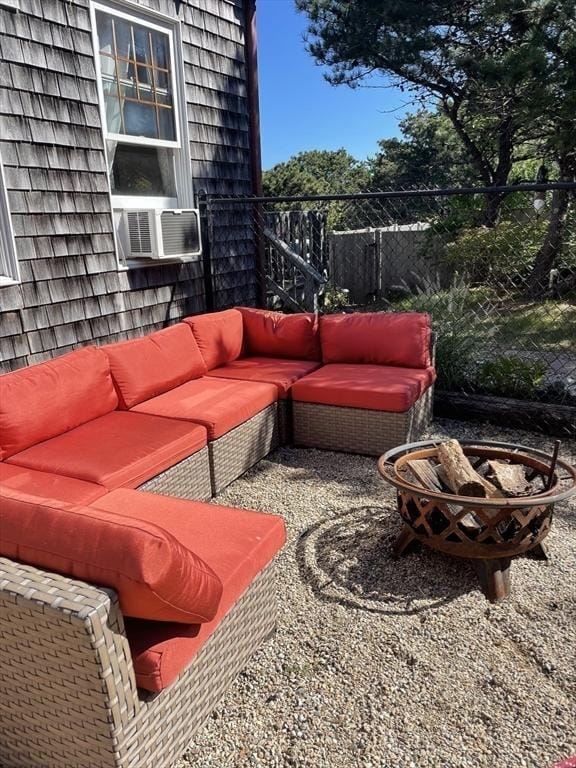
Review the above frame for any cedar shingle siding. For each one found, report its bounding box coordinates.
[0,0,255,372]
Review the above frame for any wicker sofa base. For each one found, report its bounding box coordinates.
[0,557,277,768]
[139,446,212,501]
[277,399,292,445]
[292,387,433,456]
[209,403,279,494]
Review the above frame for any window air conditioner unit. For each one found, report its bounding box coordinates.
[121,208,202,260]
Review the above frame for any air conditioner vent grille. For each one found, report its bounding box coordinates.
[160,210,200,256]
[127,211,152,254]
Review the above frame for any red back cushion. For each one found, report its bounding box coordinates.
[238,307,321,361]
[104,323,207,409]
[0,347,118,461]
[320,312,431,368]
[183,309,244,371]
[0,486,223,624]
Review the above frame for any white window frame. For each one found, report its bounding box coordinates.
[0,155,20,287]
[90,0,193,217]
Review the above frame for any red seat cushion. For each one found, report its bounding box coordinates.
[6,411,207,489]
[238,307,321,361]
[206,356,321,398]
[0,346,118,460]
[104,323,207,409]
[0,486,223,624]
[0,463,106,505]
[183,309,244,371]
[291,363,436,412]
[131,377,277,440]
[92,489,286,692]
[320,312,432,368]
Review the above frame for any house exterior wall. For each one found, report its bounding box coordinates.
[0,0,256,372]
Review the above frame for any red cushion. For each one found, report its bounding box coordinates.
[6,411,207,489]
[0,463,106,505]
[132,377,277,440]
[207,356,321,398]
[0,347,118,460]
[183,309,243,371]
[238,307,321,361]
[104,323,207,409]
[291,363,435,412]
[320,313,431,368]
[0,486,223,624]
[92,489,286,692]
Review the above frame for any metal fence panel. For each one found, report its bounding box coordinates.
[207,184,576,436]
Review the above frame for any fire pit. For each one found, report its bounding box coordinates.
[377,440,576,601]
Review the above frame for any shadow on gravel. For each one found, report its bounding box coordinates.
[296,506,476,615]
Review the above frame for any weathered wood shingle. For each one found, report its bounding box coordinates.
[0,0,256,372]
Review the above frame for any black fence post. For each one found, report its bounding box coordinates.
[197,190,214,313]
[253,200,267,308]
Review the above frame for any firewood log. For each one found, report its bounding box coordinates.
[437,440,500,498]
[486,460,531,497]
[407,458,482,529]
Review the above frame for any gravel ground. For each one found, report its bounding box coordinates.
[175,419,576,768]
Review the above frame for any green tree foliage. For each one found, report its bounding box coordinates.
[368,110,478,192]
[523,0,576,293]
[263,149,371,229]
[263,149,370,198]
[295,0,572,225]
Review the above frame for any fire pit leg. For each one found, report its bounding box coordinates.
[526,542,550,561]
[392,525,419,558]
[474,558,512,602]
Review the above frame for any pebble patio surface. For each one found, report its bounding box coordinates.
[176,419,576,768]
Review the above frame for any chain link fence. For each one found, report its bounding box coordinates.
[206,184,576,437]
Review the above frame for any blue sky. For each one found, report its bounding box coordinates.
[257,0,414,170]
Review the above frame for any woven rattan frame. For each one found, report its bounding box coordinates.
[139,446,212,501]
[292,386,433,456]
[0,557,277,768]
[209,403,279,494]
[277,399,292,445]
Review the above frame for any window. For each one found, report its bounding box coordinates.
[96,11,176,143]
[0,156,20,286]
[92,3,191,210]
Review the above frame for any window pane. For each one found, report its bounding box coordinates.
[155,70,168,90]
[156,90,172,106]
[151,31,169,69]
[111,144,176,197]
[105,96,122,134]
[119,82,137,100]
[123,101,156,138]
[100,59,117,95]
[137,65,151,88]
[133,26,151,64]
[96,12,114,54]
[114,19,133,60]
[158,108,175,141]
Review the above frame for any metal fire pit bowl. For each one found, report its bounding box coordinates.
[377,440,576,601]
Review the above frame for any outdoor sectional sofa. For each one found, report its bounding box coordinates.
[0,307,435,768]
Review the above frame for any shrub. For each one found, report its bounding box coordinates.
[443,218,549,286]
[477,356,546,399]
[393,275,494,391]
[321,286,351,312]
